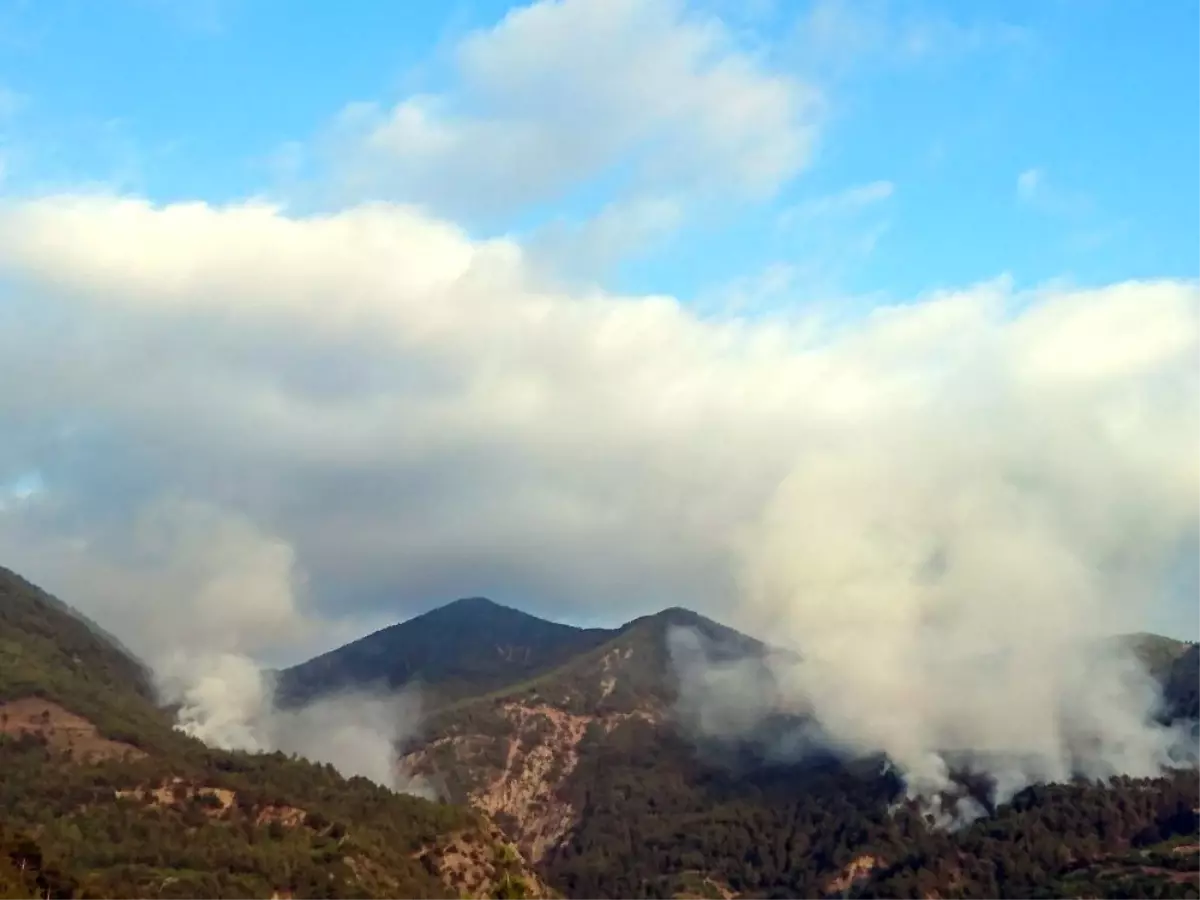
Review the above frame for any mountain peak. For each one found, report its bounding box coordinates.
[444,595,502,610]
[425,595,513,618]
[276,595,615,707]
[621,605,764,651]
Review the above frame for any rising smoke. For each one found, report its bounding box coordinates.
[4,496,438,798]
[668,394,1200,822]
[155,651,436,798]
[0,194,1195,823]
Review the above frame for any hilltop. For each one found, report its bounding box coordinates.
[0,566,551,899]
[291,597,1200,899]
[3,570,1197,899]
[275,596,616,709]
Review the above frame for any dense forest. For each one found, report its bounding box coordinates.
[395,604,1200,899]
[547,716,1200,898]
[0,567,548,900]
[3,567,1198,898]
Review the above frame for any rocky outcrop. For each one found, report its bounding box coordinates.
[402,700,655,861]
[115,778,306,827]
[414,825,556,898]
[0,697,145,762]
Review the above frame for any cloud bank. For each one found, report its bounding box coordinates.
[324,0,820,218]
[0,193,1195,803]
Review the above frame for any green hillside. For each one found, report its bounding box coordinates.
[359,602,1199,899]
[276,596,616,709]
[0,566,550,899]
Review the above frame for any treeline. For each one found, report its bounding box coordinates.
[0,730,489,898]
[543,717,1200,899]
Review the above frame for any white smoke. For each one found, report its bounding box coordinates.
[157,651,436,798]
[0,194,1195,821]
[667,285,1200,819]
[0,495,435,797]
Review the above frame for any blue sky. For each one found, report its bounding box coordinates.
[0,0,1196,653]
[1,0,1196,306]
[0,0,1196,792]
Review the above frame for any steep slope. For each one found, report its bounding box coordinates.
[377,603,1200,898]
[1125,632,1194,683]
[276,597,615,708]
[396,607,781,863]
[1164,643,1200,721]
[0,565,169,752]
[0,567,552,899]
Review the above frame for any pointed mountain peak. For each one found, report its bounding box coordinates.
[620,606,765,654]
[445,595,503,610]
[427,595,512,617]
[277,595,616,707]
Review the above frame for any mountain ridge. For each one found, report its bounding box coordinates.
[376,601,1199,898]
[0,565,553,899]
[276,596,618,710]
[6,569,1194,899]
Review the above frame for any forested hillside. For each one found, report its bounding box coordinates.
[276,596,617,709]
[0,567,550,899]
[369,601,1200,899]
[4,566,1197,899]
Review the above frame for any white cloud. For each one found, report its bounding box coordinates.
[126,0,232,36]
[0,194,1196,804]
[771,180,895,298]
[1016,166,1118,254]
[1016,166,1043,204]
[325,0,822,219]
[525,194,685,283]
[778,179,894,227]
[0,195,1194,654]
[0,85,26,121]
[791,0,1032,74]
[1016,165,1097,219]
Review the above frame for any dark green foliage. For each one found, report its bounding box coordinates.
[0,566,188,755]
[426,606,773,727]
[544,725,1200,899]
[11,561,1195,899]
[0,566,527,899]
[275,596,615,708]
[405,610,1200,899]
[0,717,481,897]
[547,720,910,899]
[1164,644,1200,721]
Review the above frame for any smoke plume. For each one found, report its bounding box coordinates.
[0,194,1195,819]
[0,495,435,797]
[156,651,436,798]
[668,289,1200,820]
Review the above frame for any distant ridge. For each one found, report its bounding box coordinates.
[275,596,616,707]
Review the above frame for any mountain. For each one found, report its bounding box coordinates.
[394,605,775,870]
[276,597,617,708]
[6,569,1197,899]
[295,598,1200,899]
[1164,643,1200,720]
[0,566,552,899]
[1124,632,1195,682]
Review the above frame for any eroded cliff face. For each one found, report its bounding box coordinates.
[0,697,146,762]
[402,698,657,861]
[412,824,557,899]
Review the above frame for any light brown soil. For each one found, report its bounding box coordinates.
[0,697,145,762]
[403,700,657,862]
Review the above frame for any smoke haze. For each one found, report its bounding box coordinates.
[668,397,1199,815]
[157,652,435,798]
[0,196,1195,819]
